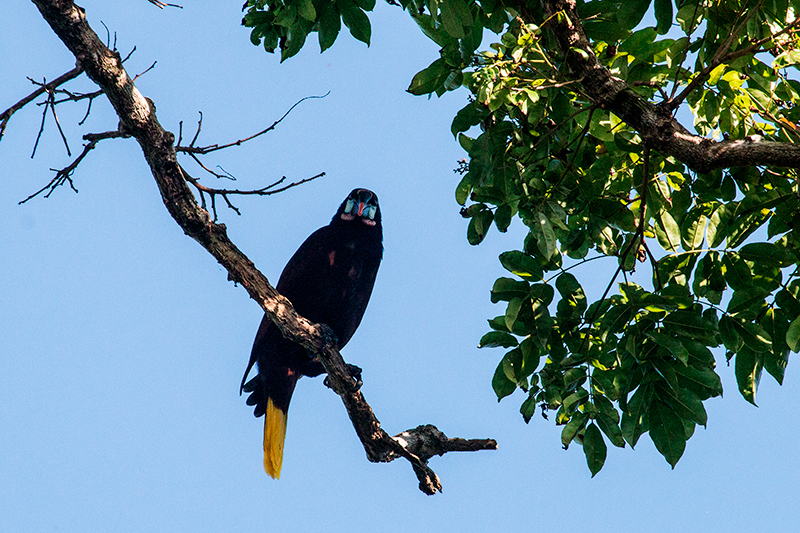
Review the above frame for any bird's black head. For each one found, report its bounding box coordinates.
[335,188,381,227]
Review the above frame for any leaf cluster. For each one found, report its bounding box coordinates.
[242,0,374,61]
[447,0,800,473]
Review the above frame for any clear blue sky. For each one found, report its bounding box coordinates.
[2,2,798,532]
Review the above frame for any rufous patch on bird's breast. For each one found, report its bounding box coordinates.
[328,250,336,266]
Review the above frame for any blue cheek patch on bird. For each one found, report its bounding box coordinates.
[341,198,377,224]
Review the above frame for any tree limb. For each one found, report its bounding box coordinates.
[29,0,494,494]
[538,0,800,173]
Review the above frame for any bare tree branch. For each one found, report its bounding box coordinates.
[175,92,330,155]
[182,168,326,220]
[0,64,82,141]
[28,0,494,494]
[19,130,123,204]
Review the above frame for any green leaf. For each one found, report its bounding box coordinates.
[479,331,519,348]
[776,281,800,316]
[412,12,457,48]
[718,315,742,351]
[648,331,689,365]
[739,242,796,268]
[674,364,723,400]
[727,210,769,249]
[681,207,708,250]
[492,360,516,400]
[505,297,523,331]
[407,57,450,95]
[563,388,589,412]
[621,385,651,447]
[298,0,316,21]
[735,346,762,406]
[495,205,512,232]
[556,272,587,320]
[561,411,588,449]
[727,287,769,318]
[520,392,538,423]
[654,0,673,34]
[532,210,557,260]
[787,315,800,352]
[499,251,543,280]
[491,277,530,303]
[596,412,626,448]
[706,203,732,247]
[618,1,652,31]
[455,173,471,205]
[583,17,630,43]
[692,251,725,304]
[280,23,310,62]
[676,2,702,32]
[662,310,716,345]
[338,0,371,45]
[730,317,772,353]
[502,347,523,383]
[467,208,494,245]
[654,210,681,252]
[439,0,472,39]
[723,253,753,290]
[563,368,588,392]
[658,385,707,427]
[773,49,800,69]
[583,423,607,477]
[451,102,485,137]
[648,401,686,468]
[318,3,341,52]
[762,308,790,384]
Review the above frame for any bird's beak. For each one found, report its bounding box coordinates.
[357,202,366,217]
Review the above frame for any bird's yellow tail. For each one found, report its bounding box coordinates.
[263,398,288,479]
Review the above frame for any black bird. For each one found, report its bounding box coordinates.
[240,188,383,478]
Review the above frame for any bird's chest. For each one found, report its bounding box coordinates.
[326,241,366,284]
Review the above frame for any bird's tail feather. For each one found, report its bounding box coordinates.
[263,398,288,479]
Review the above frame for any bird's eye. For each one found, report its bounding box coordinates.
[365,205,377,220]
[344,199,355,214]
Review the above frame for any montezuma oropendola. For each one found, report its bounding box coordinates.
[240,188,383,478]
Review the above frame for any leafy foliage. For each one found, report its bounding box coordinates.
[243,0,800,474]
[242,0,375,61]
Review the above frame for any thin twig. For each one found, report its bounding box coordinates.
[48,90,72,156]
[147,0,183,8]
[20,130,123,204]
[176,92,331,155]
[181,167,325,220]
[132,60,157,82]
[30,90,49,159]
[1,65,82,141]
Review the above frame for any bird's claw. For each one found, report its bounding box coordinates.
[346,364,363,392]
[323,364,363,392]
